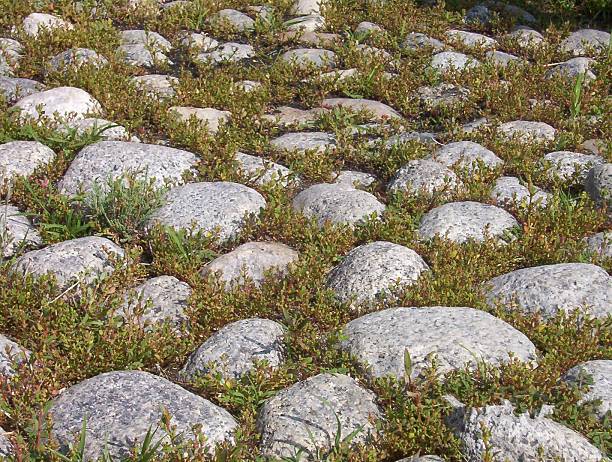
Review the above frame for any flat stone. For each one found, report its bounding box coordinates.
[486,50,522,67]
[181,318,286,380]
[445,29,498,49]
[281,48,336,69]
[584,231,611,258]
[446,400,604,461]
[262,106,325,127]
[546,57,596,81]
[180,32,218,52]
[327,241,429,307]
[355,21,384,35]
[257,373,381,460]
[12,86,102,123]
[541,151,604,184]
[484,263,611,319]
[120,29,171,51]
[0,426,12,458]
[49,370,237,460]
[560,29,610,56]
[505,26,544,49]
[0,333,29,377]
[341,306,537,380]
[498,120,556,143]
[491,176,550,208]
[431,51,480,72]
[270,131,336,153]
[396,457,444,462]
[132,74,178,99]
[384,131,438,148]
[234,152,297,186]
[584,163,612,208]
[333,170,376,189]
[321,97,401,120]
[196,42,255,64]
[168,107,231,134]
[0,140,56,185]
[285,14,325,32]
[64,118,137,142]
[402,33,445,53]
[0,76,44,103]
[0,204,42,258]
[388,159,462,197]
[202,241,298,288]
[118,43,171,67]
[417,83,470,108]
[22,13,73,37]
[293,183,385,227]
[428,141,504,173]
[11,236,124,291]
[115,276,192,329]
[147,182,266,243]
[58,141,198,196]
[48,48,108,73]
[562,360,611,419]
[210,9,254,31]
[291,0,321,15]
[418,201,519,243]
[278,30,339,47]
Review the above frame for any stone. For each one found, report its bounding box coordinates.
[321,97,401,120]
[504,26,544,49]
[562,360,611,419]
[0,38,23,68]
[234,152,297,187]
[499,3,536,23]
[270,132,336,153]
[196,42,255,64]
[132,74,178,99]
[315,68,360,82]
[0,426,12,458]
[64,118,137,142]
[355,44,394,63]
[49,370,237,460]
[202,241,298,288]
[384,131,438,148]
[0,333,29,377]
[48,48,108,73]
[0,140,56,185]
[327,241,429,307]
[121,29,172,51]
[279,30,338,47]
[181,318,286,380]
[355,21,383,35]
[0,76,44,103]
[388,159,462,197]
[333,170,376,189]
[491,176,550,208]
[498,120,556,143]
[579,139,605,156]
[396,457,443,462]
[560,29,611,56]
[118,43,171,67]
[115,276,192,329]
[446,400,604,461]
[584,163,612,208]
[180,32,218,52]
[58,141,198,196]
[341,306,536,380]
[285,14,326,32]
[428,141,504,173]
[147,182,266,243]
[257,373,381,460]
[546,57,596,81]
[0,204,42,258]
[168,107,231,134]
[248,5,275,21]
[584,231,611,258]
[293,183,385,227]
[484,263,611,319]
[262,106,325,127]
[12,87,102,123]
[486,50,522,67]
[402,33,444,53]
[417,83,470,108]
[418,201,519,244]
[291,0,322,15]
[541,151,603,184]
[464,4,492,24]
[22,13,73,37]
[461,117,489,133]
[210,9,254,31]
[281,48,336,69]
[234,79,262,92]
[445,29,497,49]
[11,236,124,291]
[431,51,479,72]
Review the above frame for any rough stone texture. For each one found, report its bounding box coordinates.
[333,170,376,189]
[486,50,521,67]
[504,26,544,49]
[234,79,262,92]
[49,371,237,460]
[584,163,612,209]
[0,333,29,377]
[388,159,462,197]
[417,83,470,108]
[121,29,171,50]
[327,241,429,307]
[291,0,322,15]
[580,138,605,156]
[234,152,296,187]
[12,86,102,123]
[431,51,479,72]
[461,117,489,133]
[168,106,231,134]
[0,38,22,76]
[498,120,556,143]
[384,131,437,148]
[270,131,336,153]
[262,106,325,127]
[446,400,604,461]
[48,48,108,73]
[0,140,56,185]
[180,32,218,52]
[321,97,401,120]
[0,76,44,103]
[562,360,611,419]
[445,29,497,49]
[118,43,170,67]
[116,276,192,329]
[341,306,536,380]
[22,13,73,37]
[210,9,254,31]
[64,118,137,142]
[257,373,381,460]
[585,231,611,258]
[11,236,124,291]
[560,29,611,56]
[279,30,338,47]
[428,141,503,173]
[0,426,12,458]
[485,263,612,319]
[147,182,266,243]
[285,14,326,32]
[402,32,445,52]
[0,204,42,258]
[202,241,298,288]
[355,21,383,35]
[196,42,255,64]
[281,48,336,69]
[546,57,596,81]
[58,141,198,196]
[491,176,550,208]
[396,457,443,462]
[418,201,519,243]
[181,318,285,380]
[293,183,385,227]
[541,151,603,184]
[132,74,178,98]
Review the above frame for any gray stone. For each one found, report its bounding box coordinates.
[116,276,192,329]
[64,118,137,142]
[48,48,108,73]
[579,138,605,156]
[402,33,445,53]
[0,204,42,258]
[0,426,12,458]
[355,21,383,35]
[388,159,462,197]
[0,333,29,377]
[49,370,237,460]
[22,13,73,37]
[321,97,401,120]
[257,373,381,460]
[210,9,254,31]
[418,201,519,243]
[0,76,44,103]
[58,141,198,196]
[461,117,489,133]
[396,457,444,462]
[486,50,522,67]
[355,44,394,63]
[202,241,298,288]
[341,306,536,380]
[541,151,603,184]
[0,140,56,185]
[491,176,550,208]
[262,106,325,127]
[485,263,612,319]
[270,131,336,153]
[181,318,285,380]
[132,74,178,99]
[546,57,596,81]
[562,360,611,419]
[504,26,544,49]
[290,0,321,15]
[417,83,470,108]
[445,29,497,49]
[498,120,556,143]
[428,141,504,173]
[11,236,124,291]
[499,3,536,23]
[465,4,492,25]
[585,231,611,258]
[121,30,171,51]
[385,131,438,148]
[235,152,297,187]
[147,182,266,243]
[285,14,325,32]
[584,163,612,208]
[333,170,376,189]
[327,241,429,307]
[118,44,171,67]
[168,107,231,134]
[196,42,255,64]
[293,183,385,227]
[560,29,611,56]
[281,48,336,69]
[180,32,218,52]
[12,87,102,123]
[446,400,604,461]
[431,51,479,72]
[0,38,23,68]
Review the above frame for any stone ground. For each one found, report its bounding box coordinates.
[0,0,610,461]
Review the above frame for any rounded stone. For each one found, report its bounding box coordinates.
[504,26,544,49]
[168,107,231,134]
[0,140,56,185]
[388,159,462,197]
[355,21,383,35]
[293,183,385,227]
[560,29,610,56]
[48,48,108,73]
[196,42,255,64]
[445,29,498,49]
[63,118,137,142]
[418,201,519,243]
[0,203,42,258]
[561,360,611,419]
[0,426,12,458]
[327,241,429,307]
[417,83,470,109]
[120,29,171,51]
[118,43,170,67]
[12,86,102,123]
[291,0,321,15]
[498,120,556,143]
[486,50,522,67]
[234,152,297,187]
[147,182,266,243]
[281,48,336,69]
[257,373,382,460]
[341,306,537,380]
[132,74,178,99]
[402,33,445,52]
[584,231,611,258]
[11,236,124,291]
[491,176,550,208]
[584,163,612,208]
[428,141,503,173]
[202,241,298,289]
[263,106,325,127]
[0,333,30,377]
[181,318,286,381]
[541,151,603,184]
[210,9,254,31]
[49,370,238,460]
[285,14,326,32]
[484,263,611,319]
[0,76,44,103]
[333,170,377,189]
[180,32,218,52]
[22,13,73,37]
[321,97,401,121]
[546,57,596,81]
[58,141,198,196]
[396,457,443,462]
[431,51,479,72]
[270,131,336,153]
